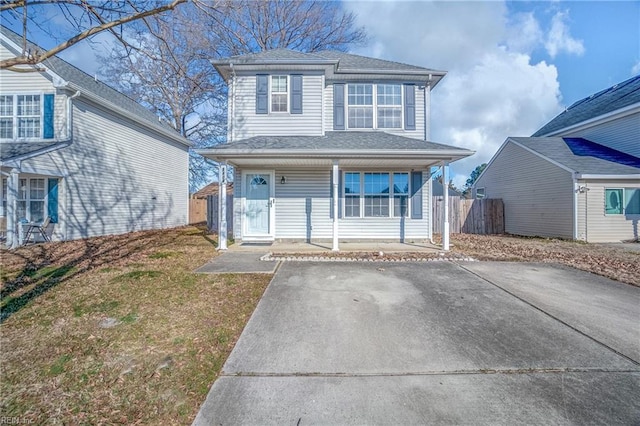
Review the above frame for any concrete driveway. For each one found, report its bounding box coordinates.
[193,261,640,425]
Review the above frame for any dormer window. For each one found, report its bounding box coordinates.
[271,76,288,112]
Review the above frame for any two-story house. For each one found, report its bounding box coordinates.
[0,26,190,248]
[474,74,640,242]
[197,49,474,250]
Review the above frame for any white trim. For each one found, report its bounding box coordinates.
[578,174,640,180]
[572,178,579,240]
[269,75,289,114]
[540,103,640,137]
[346,83,404,130]
[241,170,275,241]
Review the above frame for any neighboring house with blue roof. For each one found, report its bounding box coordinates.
[474,75,640,242]
[0,26,191,247]
[197,49,474,249]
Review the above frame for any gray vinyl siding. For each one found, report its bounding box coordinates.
[21,97,189,240]
[235,168,431,241]
[562,112,640,157]
[230,73,323,139]
[475,141,574,239]
[577,179,640,242]
[323,83,425,140]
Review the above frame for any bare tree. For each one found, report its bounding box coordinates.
[99,1,366,190]
[203,0,367,55]
[0,0,187,70]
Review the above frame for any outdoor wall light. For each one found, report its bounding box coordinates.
[281,176,286,184]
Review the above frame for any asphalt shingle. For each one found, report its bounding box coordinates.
[205,132,465,152]
[533,75,640,136]
[511,137,640,175]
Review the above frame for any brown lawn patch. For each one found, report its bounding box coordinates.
[0,226,271,424]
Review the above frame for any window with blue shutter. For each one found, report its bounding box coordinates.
[256,75,269,114]
[47,178,59,223]
[410,171,422,219]
[333,83,345,130]
[290,75,303,114]
[404,84,416,131]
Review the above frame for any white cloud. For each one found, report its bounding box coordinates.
[544,10,585,58]
[345,0,564,188]
[58,31,117,77]
[632,60,640,76]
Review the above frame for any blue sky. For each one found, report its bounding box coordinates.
[3,1,638,187]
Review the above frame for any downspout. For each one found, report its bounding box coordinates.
[572,175,579,240]
[424,74,436,245]
[64,90,81,241]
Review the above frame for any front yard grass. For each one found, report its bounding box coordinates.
[0,226,271,424]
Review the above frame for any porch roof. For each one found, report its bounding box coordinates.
[196,132,474,168]
[0,141,70,164]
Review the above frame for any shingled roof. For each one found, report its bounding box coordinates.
[533,75,640,137]
[510,137,640,175]
[0,25,189,146]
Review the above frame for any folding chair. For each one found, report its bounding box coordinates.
[24,216,51,243]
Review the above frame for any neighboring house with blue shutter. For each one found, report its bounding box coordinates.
[197,49,474,249]
[0,26,190,248]
[474,75,640,243]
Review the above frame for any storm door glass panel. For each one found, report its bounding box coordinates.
[17,178,27,220]
[245,174,270,235]
[393,172,409,217]
[624,188,640,215]
[344,172,360,217]
[30,178,45,222]
[364,172,389,217]
[0,95,13,139]
[17,95,40,138]
[605,189,623,215]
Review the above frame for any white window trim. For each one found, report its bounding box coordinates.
[269,75,289,114]
[346,83,404,130]
[475,187,485,199]
[605,187,640,216]
[2,176,50,222]
[0,92,47,141]
[342,171,411,219]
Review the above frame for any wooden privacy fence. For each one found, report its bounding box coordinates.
[189,198,207,224]
[206,194,234,236]
[432,197,504,234]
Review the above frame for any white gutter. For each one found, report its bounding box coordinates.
[577,174,640,179]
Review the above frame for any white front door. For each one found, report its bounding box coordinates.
[243,171,274,239]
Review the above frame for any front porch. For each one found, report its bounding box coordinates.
[230,240,442,253]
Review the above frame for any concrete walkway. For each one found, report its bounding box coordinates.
[229,240,442,253]
[193,261,640,425]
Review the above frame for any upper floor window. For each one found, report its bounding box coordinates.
[0,94,54,140]
[348,84,373,128]
[347,84,403,129]
[271,76,288,112]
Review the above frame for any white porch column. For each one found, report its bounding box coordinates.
[217,162,228,250]
[6,168,19,248]
[332,160,339,251]
[442,162,450,251]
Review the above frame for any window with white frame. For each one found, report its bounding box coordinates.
[1,178,48,222]
[347,83,403,129]
[348,84,374,128]
[377,84,402,128]
[605,188,640,215]
[271,76,288,112]
[476,188,485,199]
[0,95,14,139]
[344,172,411,218]
[0,94,43,139]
